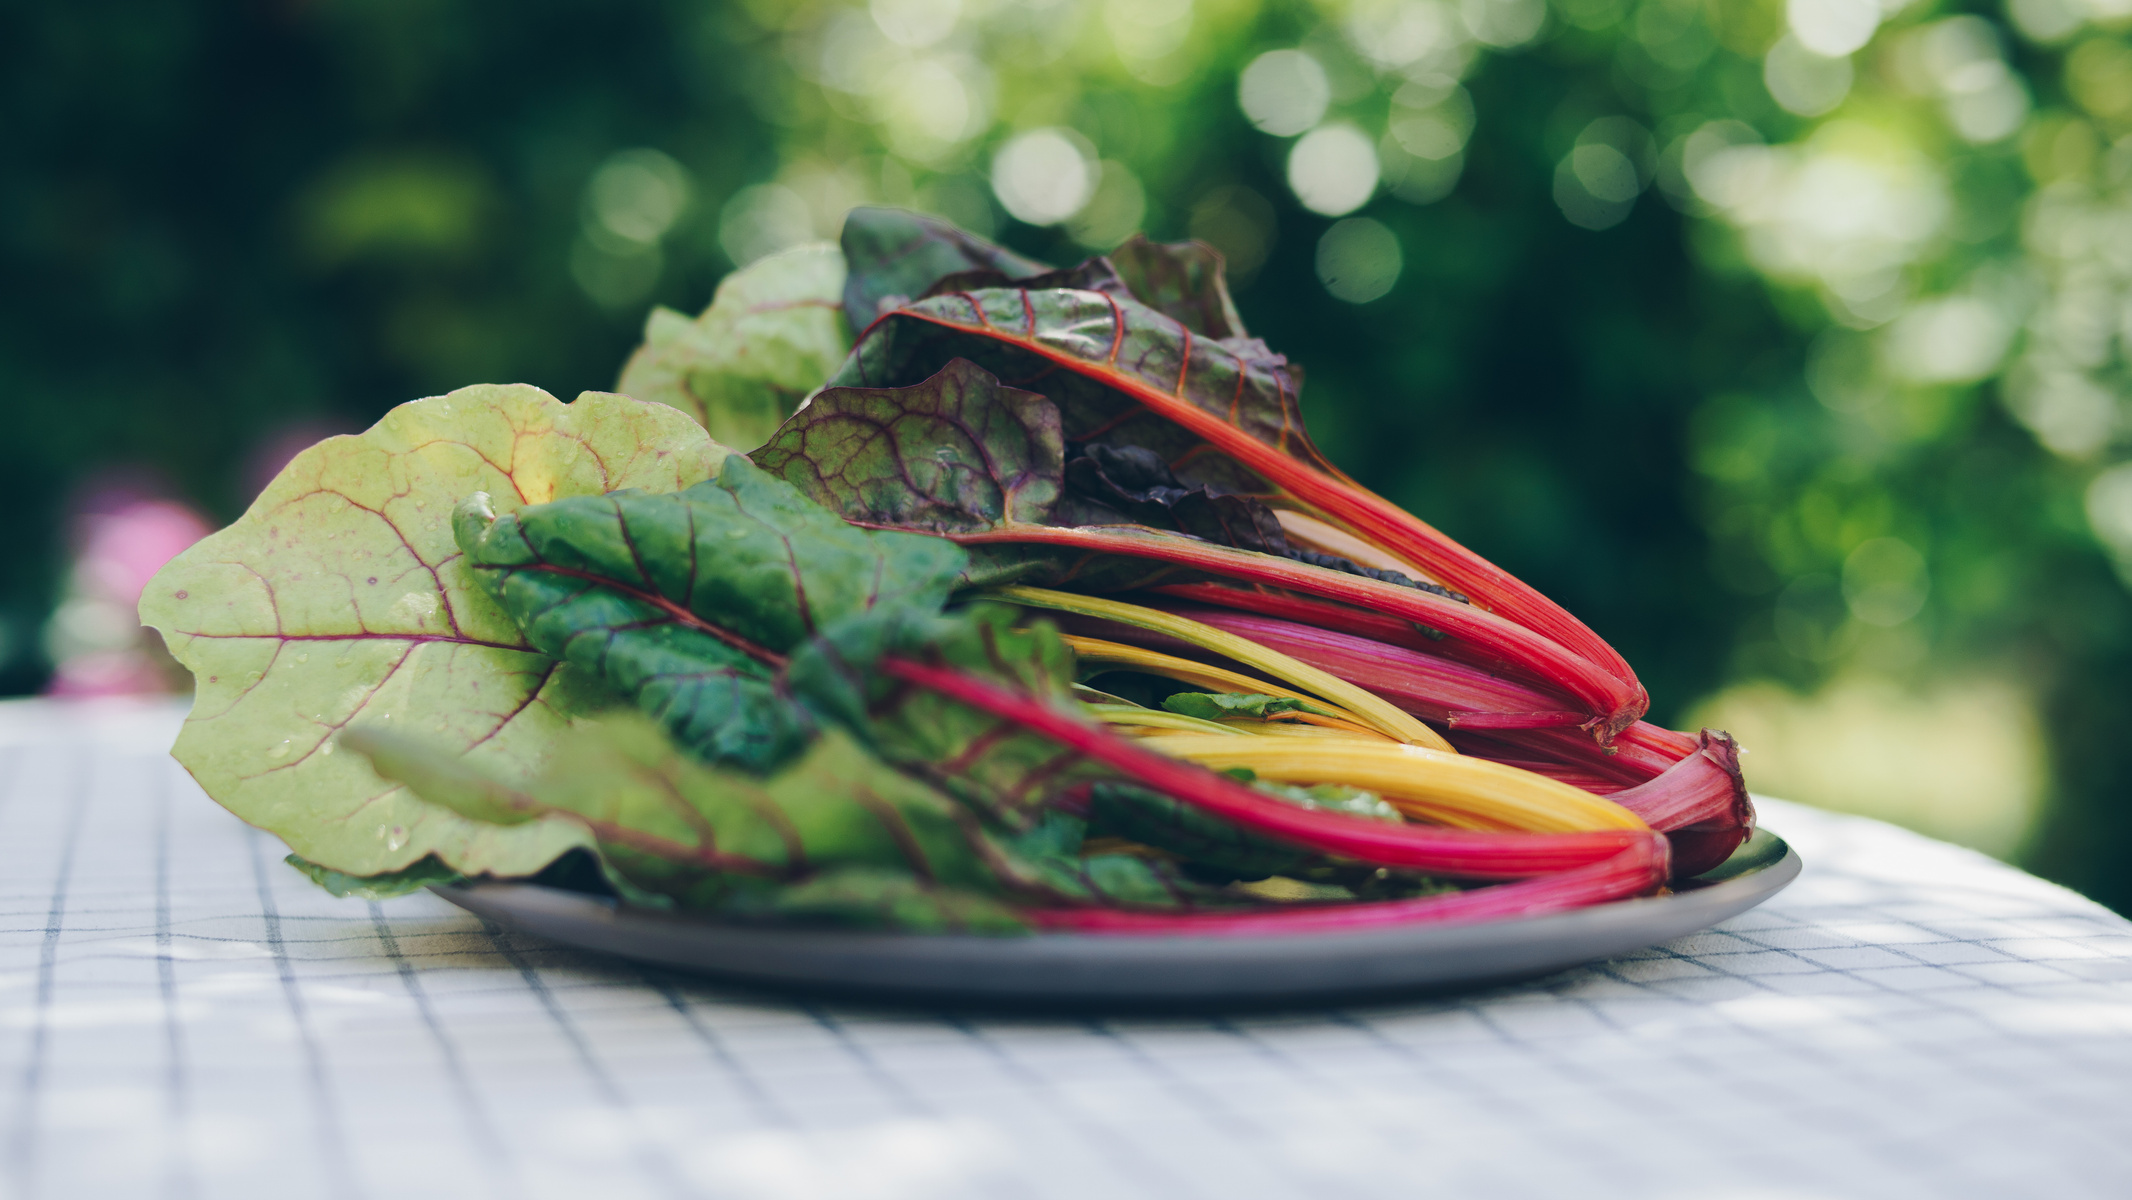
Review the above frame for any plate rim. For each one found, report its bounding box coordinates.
[431,830,1801,1005]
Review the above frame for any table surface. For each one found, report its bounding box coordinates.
[3,699,2129,1200]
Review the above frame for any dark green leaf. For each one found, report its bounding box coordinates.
[1088,783,1318,880]
[286,853,465,899]
[348,711,1238,922]
[346,716,1006,908]
[840,207,1050,334]
[784,601,1097,826]
[754,867,1028,933]
[454,456,965,770]
[1159,692,1335,721]
[1088,780,1410,885]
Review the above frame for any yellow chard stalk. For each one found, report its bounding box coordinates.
[995,586,1451,751]
[1133,736,1650,835]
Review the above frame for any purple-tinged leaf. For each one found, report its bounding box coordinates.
[752,358,1064,533]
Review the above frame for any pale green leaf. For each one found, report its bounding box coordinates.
[616,243,851,450]
[140,383,729,879]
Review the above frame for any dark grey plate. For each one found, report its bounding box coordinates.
[435,829,1799,1007]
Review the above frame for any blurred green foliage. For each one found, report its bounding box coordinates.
[5,0,2131,909]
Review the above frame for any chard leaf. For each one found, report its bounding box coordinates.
[287,854,465,899]
[750,359,1303,592]
[825,285,1325,500]
[751,358,1063,532]
[345,717,1005,911]
[1252,782,1405,823]
[140,384,725,879]
[453,457,965,770]
[450,467,1265,910]
[617,244,850,450]
[1089,783,1317,880]
[350,712,1229,925]
[783,602,1096,826]
[823,215,1645,726]
[1088,778,1405,884]
[840,207,1049,333]
[1159,692,1334,721]
[748,356,1618,716]
[1106,234,1248,340]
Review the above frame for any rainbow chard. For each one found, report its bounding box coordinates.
[830,208,1647,737]
[1052,597,1751,873]
[752,357,1634,731]
[445,457,1670,912]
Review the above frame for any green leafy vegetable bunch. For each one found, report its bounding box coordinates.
[141,210,1752,935]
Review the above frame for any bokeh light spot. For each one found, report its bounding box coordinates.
[2009,0,2086,44]
[1764,35,1854,117]
[1573,144,1640,203]
[1288,124,1380,216]
[1843,537,1929,626]
[1316,218,1403,303]
[1188,185,1277,280]
[1105,0,1195,78]
[2085,464,2132,572]
[1905,19,2030,143]
[2067,38,2132,121]
[869,0,961,49]
[2005,367,2118,457]
[1554,117,1652,229]
[873,56,986,163]
[1238,50,1331,137]
[1460,0,1545,48]
[587,149,693,246]
[719,183,815,266]
[1883,296,2011,383]
[1345,0,1473,71]
[1787,0,1881,57]
[1068,162,1148,249]
[990,129,1094,225]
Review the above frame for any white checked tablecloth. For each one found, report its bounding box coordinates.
[3,698,2130,1200]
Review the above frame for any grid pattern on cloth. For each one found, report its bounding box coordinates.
[2,698,2130,1200]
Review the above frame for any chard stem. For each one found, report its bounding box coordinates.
[938,523,1643,738]
[879,655,1667,880]
[994,585,1453,751]
[897,304,1640,691]
[1131,736,1651,835]
[1025,838,1669,935]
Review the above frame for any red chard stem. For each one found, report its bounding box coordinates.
[940,523,1646,737]
[1025,837,1670,935]
[894,306,1642,693]
[878,655,1669,880]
